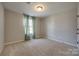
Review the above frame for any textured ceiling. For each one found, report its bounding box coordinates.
[3,2,77,17]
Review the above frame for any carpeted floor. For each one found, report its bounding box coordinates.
[1,39,79,56]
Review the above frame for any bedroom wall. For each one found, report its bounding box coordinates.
[38,18,46,38]
[35,18,41,38]
[35,17,45,38]
[4,9,43,43]
[0,3,4,54]
[44,8,77,46]
[5,9,25,45]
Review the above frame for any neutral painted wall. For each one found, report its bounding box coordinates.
[35,17,46,39]
[4,9,43,43]
[39,18,46,38]
[0,3,4,54]
[5,9,25,44]
[35,18,41,38]
[44,8,77,46]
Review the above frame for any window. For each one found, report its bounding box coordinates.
[23,17,27,34]
[29,17,33,35]
[23,15,35,40]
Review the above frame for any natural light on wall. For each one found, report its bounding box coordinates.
[34,4,46,12]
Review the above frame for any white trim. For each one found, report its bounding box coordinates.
[4,40,24,45]
[4,38,77,48]
[46,38,77,48]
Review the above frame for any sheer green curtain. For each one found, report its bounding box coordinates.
[24,15,30,40]
[24,15,36,40]
[32,16,36,39]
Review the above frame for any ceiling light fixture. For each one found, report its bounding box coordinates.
[34,4,46,12]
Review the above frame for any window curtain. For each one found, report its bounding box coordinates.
[24,15,36,41]
[32,16,36,39]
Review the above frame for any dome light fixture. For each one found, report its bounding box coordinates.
[34,4,46,12]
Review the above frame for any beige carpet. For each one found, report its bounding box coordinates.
[1,39,78,56]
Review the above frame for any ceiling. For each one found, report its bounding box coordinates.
[2,2,77,17]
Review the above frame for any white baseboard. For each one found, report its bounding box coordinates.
[4,38,77,48]
[5,40,24,45]
[46,37,77,48]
